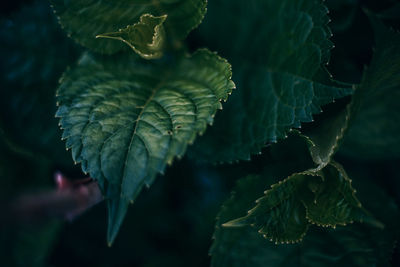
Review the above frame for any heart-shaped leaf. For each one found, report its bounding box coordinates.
[56,49,235,243]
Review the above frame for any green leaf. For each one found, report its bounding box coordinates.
[224,162,363,243]
[51,0,207,54]
[220,90,363,244]
[341,17,400,160]
[304,162,363,227]
[224,172,310,244]
[211,166,398,266]
[211,175,295,266]
[189,0,353,163]
[13,221,62,267]
[210,151,315,266]
[56,49,235,244]
[96,14,167,59]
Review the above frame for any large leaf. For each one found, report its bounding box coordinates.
[56,49,235,243]
[189,0,353,163]
[341,18,400,160]
[211,174,399,266]
[51,0,207,54]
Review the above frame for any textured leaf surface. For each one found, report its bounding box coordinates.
[304,162,363,226]
[224,172,310,243]
[211,162,399,266]
[51,0,207,54]
[211,175,294,267]
[225,162,362,243]
[341,18,400,159]
[189,0,353,163]
[56,49,234,243]
[96,14,167,59]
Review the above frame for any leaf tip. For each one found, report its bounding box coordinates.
[222,216,250,227]
[106,198,130,246]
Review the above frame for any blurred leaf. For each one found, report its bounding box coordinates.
[0,221,62,267]
[51,0,207,54]
[0,0,80,164]
[326,0,358,32]
[56,49,235,244]
[341,17,400,160]
[189,0,353,163]
[13,221,62,267]
[377,3,400,20]
[96,14,167,59]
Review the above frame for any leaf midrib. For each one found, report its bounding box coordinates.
[119,71,172,200]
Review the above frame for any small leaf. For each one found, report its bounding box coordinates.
[0,0,80,163]
[211,164,397,266]
[56,49,235,244]
[96,14,167,59]
[224,173,310,244]
[210,156,315,265]
[51,0,207,54]
[304,162,363,227]
[223,131,364,244]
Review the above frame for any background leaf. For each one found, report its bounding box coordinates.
[56,49,235,243]
[0,0,80,164]
[341,17,400,160]
[188,0,353,163]
[51,0,207,54]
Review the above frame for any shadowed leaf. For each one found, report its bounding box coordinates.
[189,0,353,163]
[51,0,207,54]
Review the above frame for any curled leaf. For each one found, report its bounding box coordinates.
[96,14,167,59]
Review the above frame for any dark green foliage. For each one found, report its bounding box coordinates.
[223,134,364,244]
[211,171,399,266]
[341,18,400,160]
[1,0,400,266]
[0,0,80,164]
[56,49,234,243]
[189,0,353,163]
[51,0,207,54]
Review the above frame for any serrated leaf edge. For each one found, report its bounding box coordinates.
[96,14,167,59]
